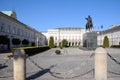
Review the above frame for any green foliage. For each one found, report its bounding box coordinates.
[62,39,68,47]
[111,45,120,48]
[11,46,50,56]
[103,36,109,48]
[59,42,62,49]
[22,39,29,45]
[55,50,61,55]
[49,36,54,48]
[12,38,21,45]
[31,42,35,46]
[0,35,9,44]
[70,46,79,48]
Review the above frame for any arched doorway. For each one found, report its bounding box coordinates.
[72,42,74,46]
[69,42,71,46]
[75,42,77,46]
[78,42,81,46]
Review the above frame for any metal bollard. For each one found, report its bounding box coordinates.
[95,47,107,80]
[13,49,26,80]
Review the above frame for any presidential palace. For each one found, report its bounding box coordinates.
[0,11,120,51]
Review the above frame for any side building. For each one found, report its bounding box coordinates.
[42,28,86,46]
[0,11,47,51]
[97,24,120,46]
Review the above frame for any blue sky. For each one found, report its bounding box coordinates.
[0,0,120,31]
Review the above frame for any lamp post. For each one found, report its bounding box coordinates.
[99,31,102,46]
[100,32,102,46]
[58,28,60,46]
[111,32,113,46]
[37,37,39,47]
[10,36,13,48]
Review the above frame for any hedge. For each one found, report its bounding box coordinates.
[12,46,50,56]
[110,45,120,48]
[55,50,61,55]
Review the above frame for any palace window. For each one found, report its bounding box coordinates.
[18,29,20,35]
[0,23,4,32]
[12,26,16,34]
[7,25,11,33]
[55,36,57,40]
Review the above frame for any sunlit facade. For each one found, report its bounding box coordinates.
[97,24,120,46]
[42,28,86,46]
[0,11,47,50]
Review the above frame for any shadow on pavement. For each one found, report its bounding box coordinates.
[0,64,8,70]
[79,47,95,51]
[26,69,50,80]
[0,49,11,54]
[26,65,55,80]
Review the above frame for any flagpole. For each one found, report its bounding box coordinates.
[101,25,103,46]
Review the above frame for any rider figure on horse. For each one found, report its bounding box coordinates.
[85,15,93,31]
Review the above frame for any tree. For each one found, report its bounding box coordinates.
[49,36,54,48]
[62,39,68,47]
[22,39,29,45]
[103,36,109,48]
[12,38,21,45]
[0,35,9,44]
[31,42,35,46]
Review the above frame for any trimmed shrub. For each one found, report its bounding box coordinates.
[62,39,68,47]
[55,50,61,55]
[49,36,54,48]
[0,35,9,44]
[22,39,29,45]
[103,36,109,48]
[12,38,21,45]
[31,42,35,46]
[59,42,63,49]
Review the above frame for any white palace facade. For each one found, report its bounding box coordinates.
[42,28,86,46]
[0,11,47,50]
[1,11,120,50]
[97,24,120,46]
[43,24,120,47]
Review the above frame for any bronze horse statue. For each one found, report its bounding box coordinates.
[85,15,93,31]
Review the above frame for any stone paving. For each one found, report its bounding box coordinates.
[0,48,120,80]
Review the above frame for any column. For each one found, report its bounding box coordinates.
[13,49,26,80]
[95,47,107,80]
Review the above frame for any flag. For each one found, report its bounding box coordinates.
[101,25,103,29]
[93,26,96,30]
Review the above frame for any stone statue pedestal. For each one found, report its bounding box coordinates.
[83,31,97,50]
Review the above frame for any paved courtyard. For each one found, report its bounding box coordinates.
[0,48,120,80]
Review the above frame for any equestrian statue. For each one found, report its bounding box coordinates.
[85,15,93,31]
